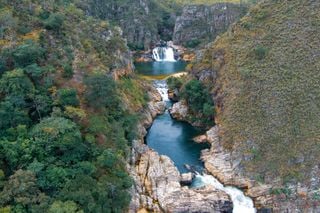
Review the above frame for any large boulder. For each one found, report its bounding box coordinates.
[169,101,189,121]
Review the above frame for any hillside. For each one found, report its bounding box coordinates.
[82,0,180,50]
[0,0,149,212]
[82,0,255,50]
[193,0,320,184]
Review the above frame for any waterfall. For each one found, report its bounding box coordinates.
[152,47,176,62]
[193,174,256,213]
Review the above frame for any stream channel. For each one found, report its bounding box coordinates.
[135,59,256,213]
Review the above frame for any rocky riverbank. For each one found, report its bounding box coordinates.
[196,126,320,212]
[129,85,233,212]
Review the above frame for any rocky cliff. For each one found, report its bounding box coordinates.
[129,87,233,212]
[82,0,178,50]
[173,3,245,47]
[191,0,320,211]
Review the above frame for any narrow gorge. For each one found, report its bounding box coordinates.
[130,55,256,212]
[1,1,319,213]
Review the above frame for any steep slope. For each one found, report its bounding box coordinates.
[81,0,253,50]
[0,0,149,212]
[173,3,245,47]
[82,0,179,50]
[191,0,320,210]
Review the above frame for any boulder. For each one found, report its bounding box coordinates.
[169,101,188,121]
[180,173,195,185]
[193,134,208,143]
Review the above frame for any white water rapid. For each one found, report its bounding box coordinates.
[193,174,256,213]
[154,80,169,102]
[153,80,256,213]
[152,47,176,62]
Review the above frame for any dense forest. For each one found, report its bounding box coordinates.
[0,0,150,212]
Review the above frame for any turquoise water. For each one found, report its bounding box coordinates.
[137,62,256,212]
[146,110,208,173]
[136,62,209,173]
[134,61,187,76]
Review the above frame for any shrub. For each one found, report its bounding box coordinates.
[167,77,183,90]
[44,13,65,31]
[254,45,268,60]
[57,88,79,107]
[185,39,201,48]
[62,63,73,78]
[181,79,215,124]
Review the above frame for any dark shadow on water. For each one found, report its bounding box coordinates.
[146,111,209,173]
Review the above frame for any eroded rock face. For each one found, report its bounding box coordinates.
[129,88,233,213]
[84,0,176,50]
[169,101,189,121]
[201,126,274,208]
[133,149,233,213]
[173,3,245,46]
[201,126,320,212]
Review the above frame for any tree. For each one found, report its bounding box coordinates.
[182,79,207,111]
[57,88,79,107]
[0,69,34,97]
[30,117,87,163]
[49,201,83,213]
[12,41,45,68]
[38,166,68,192]
[84,74,120,109]
[0,170,48,208]
[181,79,215,124]
[44,13,65,31]
[30,93,53,121]
[0,9,17,39]
[24,63,46,82]
[0,99,31,133]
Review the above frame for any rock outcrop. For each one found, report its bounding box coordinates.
[200,126,320,212]
[83,0,177,50]
[173,3,245,47]
[169,101,189,121]
[201,126,274,209]
[169,101,206,127]
[132,149,233,212]
[129,88,233,212]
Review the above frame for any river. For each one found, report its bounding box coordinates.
[136,58,256,213]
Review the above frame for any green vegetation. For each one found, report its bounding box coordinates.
[253,45,268,60]
[44,13,65,31]
[175,0,258,5]
[193,0,320,182]
[185,39,202,48]
[57,88,79,107]
[0,0,150,212]
[166,76,215,126]
[181,79,215,125]
[167,76,184,91]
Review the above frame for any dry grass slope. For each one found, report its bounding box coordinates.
[195,0,320,182]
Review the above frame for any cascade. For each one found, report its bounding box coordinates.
[193,174,256,213]
[152,47,176,62]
